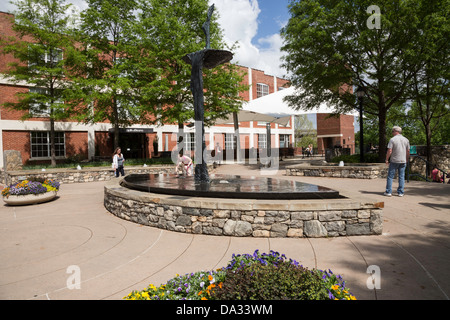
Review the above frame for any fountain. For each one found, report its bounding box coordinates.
[181,4,232,183]
[104,5,383,238]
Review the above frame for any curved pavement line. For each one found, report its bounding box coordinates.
[28,228,164,300]
[212,237,232,271]
[102,230,193,300]
[0,224,94,273]
[3,219,128,287]
[345,236,378,300]
[386,235,449,300]
[305,237,318,269]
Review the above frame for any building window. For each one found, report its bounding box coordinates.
[185,133,195,151]
[29,87,51,117]
[258,134,267,149]
[280,135,290,148]
[31,131,65,158]
[28,45,63,68]
[256,83,269,98]
[29,87,65,117]
[225,133,236,150]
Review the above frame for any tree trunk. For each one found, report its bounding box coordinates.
[378,106,388,163]
[233,111,241,163]
[425,123,432,176]
[113,97,120,150]
[50,117,56,167]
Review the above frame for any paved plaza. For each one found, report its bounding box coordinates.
[1,160,449,300]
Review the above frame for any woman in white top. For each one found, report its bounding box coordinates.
[112,147,125,177]
[175,150,193,176]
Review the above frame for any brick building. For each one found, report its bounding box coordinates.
[0,11,353,168]
[317,113,356,155]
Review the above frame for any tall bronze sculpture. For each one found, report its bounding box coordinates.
[182,4,233,183]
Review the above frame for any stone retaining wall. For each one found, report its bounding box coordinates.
[286,164,387,179]
[1,165,174,185]
[104,179,383,238]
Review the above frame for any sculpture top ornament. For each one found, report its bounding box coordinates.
[202,4,215,49]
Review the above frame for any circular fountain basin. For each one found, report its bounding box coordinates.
[121,173,341,200]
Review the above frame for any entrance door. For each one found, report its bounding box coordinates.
[119,133,147,159]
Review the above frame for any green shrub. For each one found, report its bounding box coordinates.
[210,262,327,300]
[330,153,381,163]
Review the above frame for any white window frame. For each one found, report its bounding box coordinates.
[28,45,63,68]
[256,83,269,98]
[258,134,267,149]
[29,87,64,117]
[280,134,290,148]
[30,131,66,159]
[185,132,195,151]
[224,133,236,150]
[29,87,50,117]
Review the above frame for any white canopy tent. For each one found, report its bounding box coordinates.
[213,110,279,125]
[242,86,357,117]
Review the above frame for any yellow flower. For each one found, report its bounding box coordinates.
[331,285,339,290]
[208,275,213,281]
[201,297,208,300]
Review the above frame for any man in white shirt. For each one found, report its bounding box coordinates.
[385,126,410,197]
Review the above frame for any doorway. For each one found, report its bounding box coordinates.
[118,133,148,159]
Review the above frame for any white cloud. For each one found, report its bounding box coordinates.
[213,0,286,78]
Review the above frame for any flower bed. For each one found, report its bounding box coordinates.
[2,179,60,205]
[123,250,356,300]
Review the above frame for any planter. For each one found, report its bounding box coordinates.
[2,191,57,206]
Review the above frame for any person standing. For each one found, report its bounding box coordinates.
[113,147,125,177]
[215,142,222,165]
[385,126,410,197]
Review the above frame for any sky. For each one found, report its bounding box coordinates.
[0,0,290,78]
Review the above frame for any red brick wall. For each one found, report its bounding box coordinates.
[2,130,30,164]
[65,131,88,159]
[317,114,341,136]
[317,114,355,154]
[0,85,29,120]
[95,131,113,157]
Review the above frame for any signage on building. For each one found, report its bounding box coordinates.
[108,128,154,134]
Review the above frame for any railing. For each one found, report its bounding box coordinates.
[407,155,447,184]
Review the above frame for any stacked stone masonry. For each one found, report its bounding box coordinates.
[104,179,383,238]
[1,165,174,185]
[286,164,387,179]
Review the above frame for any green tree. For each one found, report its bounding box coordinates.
[0,0,77,166]
[281,0,439,162]
[294,115,316,148]
[136,0,247,150]
[406,0,449,167]
[71,0,147,150]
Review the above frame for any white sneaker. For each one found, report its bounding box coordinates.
[398,193,404,197]
[384,192,392,197]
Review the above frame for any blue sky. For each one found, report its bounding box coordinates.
[254,0,290,47]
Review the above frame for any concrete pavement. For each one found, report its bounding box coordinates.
[1,161,449,300]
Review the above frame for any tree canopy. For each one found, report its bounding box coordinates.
[281,0,449,161]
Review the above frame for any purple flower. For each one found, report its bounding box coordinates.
[328,291,335,300]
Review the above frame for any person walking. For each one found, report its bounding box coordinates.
[385,126,410,197]
[113,147,125,177]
